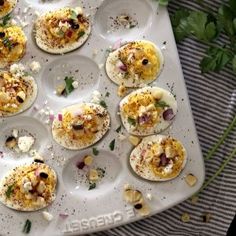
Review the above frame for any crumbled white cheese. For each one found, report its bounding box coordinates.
[163,160,174,174]
[18,136,35,153]
[74,7,83,15]
[10,63,26,77]
[29,61,41,73]
[59,21,71,31]
[23,182,33,193]
[42,211,54,221]
[98,64,104,69]
[10,19,17,25]
[72,81,79,89]
[37,181,46,194]
[12,129,18,138]
[91,90,102,104]
[161,45,167,50]
[146,193,153,201]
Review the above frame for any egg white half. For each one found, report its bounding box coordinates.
[119,86,177,136]
[130,135,187,181]
[106,40,164,87]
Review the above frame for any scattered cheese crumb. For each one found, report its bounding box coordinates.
[146,193,153,201]
[29,61,41,73]
[12,129,18,138]
[72,81,79,89]
[18,136,35,153]
[42,211,54,221]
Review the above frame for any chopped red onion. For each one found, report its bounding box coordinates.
[34,168,40,177]
[116,60,127,72]
[58,114,63,121]
[163,108,175,121]
[160,153,169,166]
[138,114,150,125]
[49,114,54,121]
[59,213,69,219]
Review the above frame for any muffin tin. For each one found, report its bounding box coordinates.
[0,0,205,235]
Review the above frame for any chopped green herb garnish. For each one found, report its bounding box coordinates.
[62,76,75,96]
[70,10,78,21]
[78,31,85,38]
[5,184,15,198]
[109,139,116,151]
[129,24,136,29]
[88,182,96,190]
[97,167,106,178]
[116,125,122,133]
[155,100,170,108]
[22,219,32,234]
[99,100,107,109]
[0,14,11,27]
[127,117,136,126]
[105,92,110,97]
[92,147,99,156]
[2,37,13,50]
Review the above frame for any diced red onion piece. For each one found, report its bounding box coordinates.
[163,108,175,121]
[160,153,169,166]
[59,213,69,219]
[58,114,63,121]
[49,114,54,121]
[138,114,150,125]
[34,168,40,177]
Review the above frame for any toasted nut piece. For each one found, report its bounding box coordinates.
[165,146,176,158]
[56,84,66,96]
[16,91,26,103]
[117,85,127,97]
[135,202,150,216]
[88,169,99,181]
[185,174,197,187]
[0,91,10,103]
[123,189,142,204]
[152,90,163,100]
[202,213,211,223]
[181,213,190,222]
[128,135,141,146]
[5,136,17,149]
[84,155,93,166]
[190,195,199,204]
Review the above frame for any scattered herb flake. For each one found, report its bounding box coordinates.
[128,117,136,126]
[116,125,122,133]
[78,31,85,38]
[92,147,99,156]
[99,100,107,109]
[155,100,170,108]
[88,182,96,190]
[22,219,32,234]
[105,92,110,97]
[5,184,15,198]
[63,76,75,96]
[0,14,11,27]
[2,37,13,50]
[109,139,116,151]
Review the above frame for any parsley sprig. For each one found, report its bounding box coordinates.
[171,0,236,73]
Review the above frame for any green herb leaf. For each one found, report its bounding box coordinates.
[99,100,107,109]
[5,184,15,198]
[105,92,110,97]
[92,147,99,156]
[22,219,32,234]
[78,31,85,38]
[116,125,122,133]
[109,139,116,151]
[88,182,96,190]
[70,10,78,21]
[0,14,11,27]
[232,55,236,72]
[159,0,169,6]
[62,76,75,96]
[171,9,191,42]
[2,37,13,50]
[188,11,217,41]
[155,100,169,108]
[200,47,232,73]
[128,117,136,126]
